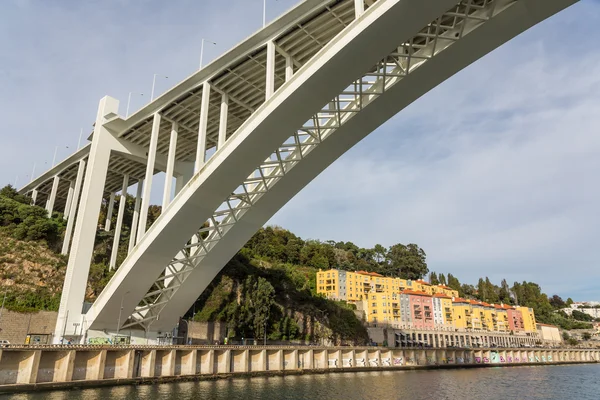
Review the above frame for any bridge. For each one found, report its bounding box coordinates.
[17,0,577,344]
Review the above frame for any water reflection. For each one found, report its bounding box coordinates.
[2,365,599,400]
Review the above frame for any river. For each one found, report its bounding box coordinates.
[2,364,599,400]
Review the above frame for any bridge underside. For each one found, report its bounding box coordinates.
[19,0,577,342]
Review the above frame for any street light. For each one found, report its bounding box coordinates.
[52,146,69,167]
[150,74,168,101]
[126,92,144,117]
[116,291,129,341]
[263,0,278,28]
[199,39,217,70]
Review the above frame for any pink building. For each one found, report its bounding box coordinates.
[507,307,525,332]
[402,290,435,330]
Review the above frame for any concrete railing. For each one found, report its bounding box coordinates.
[0,346,598,391]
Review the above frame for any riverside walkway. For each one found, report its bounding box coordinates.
[0,345,597,393]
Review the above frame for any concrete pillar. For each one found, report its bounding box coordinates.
[181,349,197,375]
[300,349,313,369]
[45,175,60,216]
[121,350,135,379]
[137,112,161,243]
[218,94,229,149]
[223,350,232,373]
[161,350,176,377]
[54,96,118,343]
[289,349,298,370]
[61,159,86,255]
[31,189,38,206]
[162,122,178,210]
[128,180,143,252]
[285,54,294,81]
[238,350,249,373]
[259,349,267,371]
[104,192,116,231]
[53,350,76,382]
[63,181,75,220]
[94,350,107,380]
[354,0,364,18]
[140,350,156,377]
[266,41,275,100]
[16,351,41,384]
[109,174,129,270]
[277,349,284,371]
[195,82,211,173]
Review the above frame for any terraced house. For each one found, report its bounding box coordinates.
[317,269,539,337]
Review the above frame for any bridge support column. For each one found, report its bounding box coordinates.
[354,0,364,18]
[104,192,115,231]
[128,180,143,252]
[31,189,38,206]
[265,41,275,99]
[195,82,211,173]
[63,180,75,220]
[61,159,86,255]
[109,174,129,270]
[54,96,118,343]
[137,112,161,243]
[162,122,178,210]
[45,175,60,216]
[218,94,229,149]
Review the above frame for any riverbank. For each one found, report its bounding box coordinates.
[0,345,597,394]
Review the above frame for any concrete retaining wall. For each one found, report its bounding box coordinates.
[0,346,597,393]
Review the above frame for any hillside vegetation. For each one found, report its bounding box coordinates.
[0,184,593,340]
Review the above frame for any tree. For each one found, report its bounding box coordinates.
[0,185,32,205]
[447,274,461,292]
[572,310,593,322]
[373,244,387,265]
[566,298,574,306]
[429,272,439,285]
[249,277,275,340]
[549,295,566,309]
[439,273,447,286]
[499,279,511,304]
[386,243,428,280]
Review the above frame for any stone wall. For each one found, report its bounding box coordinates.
[0,310,57,345]
[180,321,227,345]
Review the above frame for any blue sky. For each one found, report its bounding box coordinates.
[1,0,599,300]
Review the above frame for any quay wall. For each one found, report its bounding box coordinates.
[0,346,598,393]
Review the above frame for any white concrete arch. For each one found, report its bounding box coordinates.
[86,0,576,336]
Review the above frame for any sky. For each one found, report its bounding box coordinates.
[1,0,600,301]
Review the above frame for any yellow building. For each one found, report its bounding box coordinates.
[517,306,537,332]
[470,300,486,331]
[493,304,510,333]
[317,269,538,335]
[452,298,472,330]
[431,284,460,298]
[363,292,401,327]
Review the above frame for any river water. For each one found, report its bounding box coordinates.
[3,364,599,400]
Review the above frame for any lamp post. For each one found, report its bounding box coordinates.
[126,92,144,117]
[263,0,278,27]
[77,128,83,150]
[116,291,129,341]
[199,39,216,70]
[150,74,168,101]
